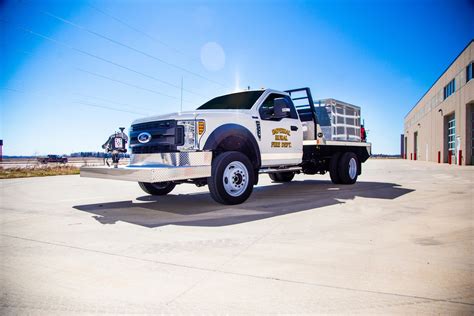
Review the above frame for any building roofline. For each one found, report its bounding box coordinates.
[404,39,473,119]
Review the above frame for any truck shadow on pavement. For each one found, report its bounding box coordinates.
[73,180,414,228]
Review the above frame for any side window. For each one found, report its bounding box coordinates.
[259,93,298,120]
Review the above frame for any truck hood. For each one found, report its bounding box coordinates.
[132,110,253,125]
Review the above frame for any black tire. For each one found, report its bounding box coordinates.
[329,152,342,184]
[337,152,359,185]
[138,181,176,195]
[208,151,255,205]
[269,172,295,182]
[269,173,279,182]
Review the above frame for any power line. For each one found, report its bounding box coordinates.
[6,49,154,112]
[2,87,147,115]
[73,92,155,113]
[87,4,201,64]
[72,100,147,115]
[11,48,198,109]
[36,7,229,88]
[0,19,206,98]
[75,67,195,104]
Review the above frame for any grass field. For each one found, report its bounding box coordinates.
[0,166,80,179]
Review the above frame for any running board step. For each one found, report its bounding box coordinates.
[259,167,302,174]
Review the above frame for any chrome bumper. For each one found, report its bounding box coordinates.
[80,152,212,182]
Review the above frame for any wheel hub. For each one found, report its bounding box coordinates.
[233,173,243,185]
[223,161,249,197]
[349,158,357,179]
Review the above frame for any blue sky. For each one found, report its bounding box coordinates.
[1,0,473,155]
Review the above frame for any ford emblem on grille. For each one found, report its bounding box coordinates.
[137,132,152,144]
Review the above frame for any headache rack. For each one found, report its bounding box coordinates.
[286,87,362,142]
[286,88,319,141]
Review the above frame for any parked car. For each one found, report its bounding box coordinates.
[37,155,68,164]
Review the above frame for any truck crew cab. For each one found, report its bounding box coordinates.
[81,88,371,205]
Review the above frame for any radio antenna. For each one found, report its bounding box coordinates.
[180,76,183,112]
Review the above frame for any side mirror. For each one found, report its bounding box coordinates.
[273,98,290,119]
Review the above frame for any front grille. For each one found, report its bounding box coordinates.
[131,120,174,132]
[130,120,182,154]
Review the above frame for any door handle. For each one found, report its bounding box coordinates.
[291,125,298,131]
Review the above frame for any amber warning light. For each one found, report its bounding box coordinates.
[198,121,206,135]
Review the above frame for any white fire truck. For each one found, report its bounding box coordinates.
[81,88,371,204]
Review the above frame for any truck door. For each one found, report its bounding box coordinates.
[257,93,303,167]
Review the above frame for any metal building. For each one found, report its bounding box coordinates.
[404,40,474,165]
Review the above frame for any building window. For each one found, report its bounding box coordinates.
[443,78,455,100]
[467,62,474,83]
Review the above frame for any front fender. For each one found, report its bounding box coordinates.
[203,123,261,170]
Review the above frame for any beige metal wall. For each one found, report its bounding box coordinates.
[404,41,474,165]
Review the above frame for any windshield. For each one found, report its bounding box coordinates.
[197,91,264,110]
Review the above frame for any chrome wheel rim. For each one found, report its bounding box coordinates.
[349,158,357,179]
[223,161,248,197]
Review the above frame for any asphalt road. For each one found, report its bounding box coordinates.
[1,159,473,314]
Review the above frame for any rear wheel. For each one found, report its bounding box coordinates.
[337,152,359,184]
[329,152,342,184]
[269,172,295,182]
[138,181,176,195]
[208,151,255,205]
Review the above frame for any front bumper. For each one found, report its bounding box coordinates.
[80,152,212,183]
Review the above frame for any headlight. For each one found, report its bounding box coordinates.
[177,120,205,151]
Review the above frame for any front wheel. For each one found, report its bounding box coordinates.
[138,181,176,195]
[208,151,255,205]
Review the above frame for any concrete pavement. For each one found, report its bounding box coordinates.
[1,159,473,314]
